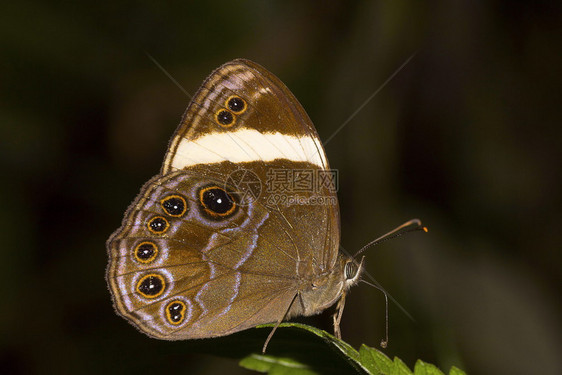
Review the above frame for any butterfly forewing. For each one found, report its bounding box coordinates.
[163,59,329,175]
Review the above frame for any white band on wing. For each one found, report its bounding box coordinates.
[170,128,328,170]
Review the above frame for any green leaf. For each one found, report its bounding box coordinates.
[181,322,466,375]
[240,354,318,375]
[391,357,413,375]
[448,366,467,375]
[359,344,394,374]
[357,345,414,375]
[413,360,445,375]
[235,322,369,374]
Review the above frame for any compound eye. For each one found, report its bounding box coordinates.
[344,261,358,280]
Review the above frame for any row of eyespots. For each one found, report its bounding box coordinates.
[145,194,189,235]
[138,186,237,264]
[135,274,188,325]
[134,195,190,265]
[132,196,185,268]
[214,95,247,127]
[133,186,237,322]
[133,193,192,325]
[145,186,237,237]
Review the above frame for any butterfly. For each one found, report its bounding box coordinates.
[106,59,366,349]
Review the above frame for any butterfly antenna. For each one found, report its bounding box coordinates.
[143,51,193,99]
[360,279,389,348]
[353,219,427,347]
[354,219,427,258]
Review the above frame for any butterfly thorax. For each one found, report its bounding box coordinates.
[290,253,360,318]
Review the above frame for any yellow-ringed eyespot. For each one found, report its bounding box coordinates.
[165,300,187,325]
[225,96,247,114]
[136,273,166,299]
[198,185,237,218]
[147,216,169,234]
[160,194,187,217]
[215,109,235,127]
[134,241,159,264]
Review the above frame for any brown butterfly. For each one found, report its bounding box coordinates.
[106,59,369,350]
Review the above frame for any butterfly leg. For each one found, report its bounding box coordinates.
[262,292,300,353]
[332,291,347,339]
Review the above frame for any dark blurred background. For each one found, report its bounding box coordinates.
[1,1,560,374]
